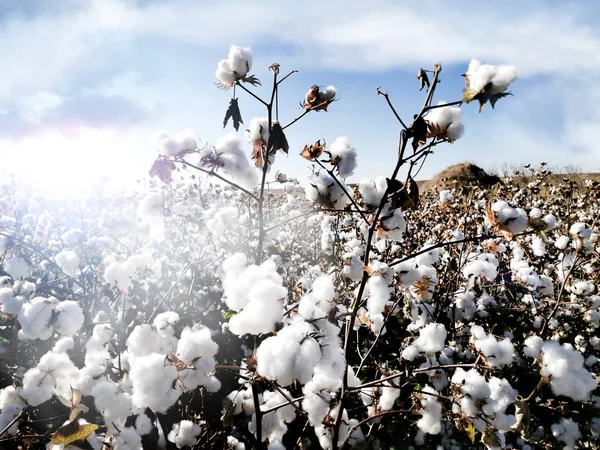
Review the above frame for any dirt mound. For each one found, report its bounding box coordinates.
[422,162,501,190]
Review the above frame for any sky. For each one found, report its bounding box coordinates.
[1,0,600,193]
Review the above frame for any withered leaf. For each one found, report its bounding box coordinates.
[301,139,326,160]
[223,97,244,131]
[417,68,430,91]
[387,177,419,211]
[267,122,289,155]
[410,116,428,151]
[149,157,176,184]
[51,420,98,447]
[251,139,266,168]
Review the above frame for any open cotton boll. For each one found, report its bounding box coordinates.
[54,300,84,336]
[0,287,24,315]
[17,297,54,340]
[329,137,357,179]
[54,250,80,273]
[537,340,596,401]
[228,279,286,335]
[21,350,80,405]
[465,59,519,94]
[470,325,514,367]
[463,253,498,281]
[552,417,581,450]
[104,262,131,290]
[359,177,387,206]
[246,117,269,144]
[113,426,143,450]
[228,45,253,77]
[5,256,30,279]
[214,133,258,190]
[0,404,23,436]
[417,385,442,435]
[426,103,464,142]
[168,420,202,448]
[130,353,181,412]
[305,172,351,210]
[256,322,322,386]
[216,59,237,87]
[439,190,454,204]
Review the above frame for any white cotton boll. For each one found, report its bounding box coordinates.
[130,353,181,412]
[216,59,237,86]
[104,262,131,289]
[555,235,570,250]
[91,380,135,433]
[175,128,197,154]
[176,324,219,370]
[0,288,24,315]
[322,85,337,101]
[329,136,357,179]
[137,192,164,223]
[5,256,30,279]
[551,418,581,450]
[466,59,518,94]
[524,335,543,359]
[127,323,177,359]
[543,214,557,230]
[246,117,269,143]
[21,351,79,405]
[54,300,84,336]
[227,436,246,450]
[401,344,420,361]
[531,236,546,257]
[439,190,454,204]
[228,45,253,77]
[413,323,447,354]
[168,420,202,448]
[470,326,514,367]
[114,427,143,450]
[426,102,464,142]
[135,413,153,435]
[569,222,591,239]
[61,228,85,247]
[463,253,498,281]
[214,133,258,190]
[17,297,54,340]
[228,279,286,336]
[417,385,442,435]
[0,404,23,436]
[366,275,391,317]
[53,336,75,353]
[539,341,596,401]
[0,387,25,409]
[54,250,80,273]
[342,254,363,281]
[358,176,387,206]
[529,208,541,219]
[378,208,407,241]
[305,172,351,210]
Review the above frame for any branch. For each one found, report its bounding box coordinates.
[376,87,408,129]
[281,109,310,130]
[236,82,268,106]
[180,159,259,201]
[277,69,298,85]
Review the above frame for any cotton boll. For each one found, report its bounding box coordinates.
[551,418,581,450]
[426,102,464,142]
[104,262,131,290]
[246,118,269,144]
[92,380,135,434]
[305,172,351,210]
[470,325,514,367]
[413,323,447,354]
[228,45,253,77]
[135,413,153,435]
[0,288,24,315]
[54,300,84,336]
[417,385,442,435]
[54,250,80,273]
[228,278,286,336]
[555,235,570,250]
[439,190,454,204]
[21,350,80,405]
[5,256,30,279]
[114,427,143,450]
[329,137,357,179]
[531,236,546,257]
[214,133,258,190]
[17,296,54,340]
[216,59,237,87]
[359,178,386,206]
[0,404,23,436]
[168,420,202,448]
[130,353,181,412]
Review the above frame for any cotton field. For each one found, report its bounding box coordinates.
[0,47,598,450]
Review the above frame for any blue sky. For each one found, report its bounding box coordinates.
[1,0,600,191]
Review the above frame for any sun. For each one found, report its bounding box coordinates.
[0,128,144,197]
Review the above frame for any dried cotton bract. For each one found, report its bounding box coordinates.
[425,102,464,142]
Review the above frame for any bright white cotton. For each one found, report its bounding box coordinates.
[168,420,202,448]
[54,250,80,273]
[329,137,357,179]
[216,45,253,87]
[54,300,84,336]
[426,102,464,142]
[465,59,519,95]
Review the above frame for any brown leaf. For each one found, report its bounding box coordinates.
[302,85,336,111]
[149,157,176,184]
[417,68,430,91]
[410,116,428,151]
[486,204,514,240]
[388,178,419,211]
[251,140,266,168]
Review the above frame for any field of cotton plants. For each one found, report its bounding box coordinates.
[0,46,599,450]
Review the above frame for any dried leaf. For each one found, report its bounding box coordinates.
[300,139,326,160]
[417,68,430,91]
[149,157,176,184]
[388,178,419,211]
[413,276,433,301]
[267,122,289,155]
[511,399,530,438]
[51,420,98,447]
[410,116,428,151]
[251,139,266,168]
[486,204,514,240]
[223,97,244,131]
[241,74,262,87]
[481,427,502,450]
